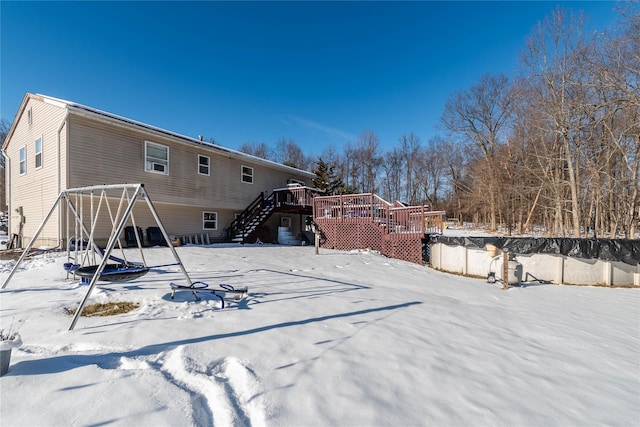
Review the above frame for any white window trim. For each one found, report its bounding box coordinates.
[19,146,27,175]
[241,165,254,184]
[198,154,210,176]
[145,141,169,175]
[203,211,218,230]
[35,136,43,169]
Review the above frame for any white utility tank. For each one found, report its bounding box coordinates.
[504,259,523,285]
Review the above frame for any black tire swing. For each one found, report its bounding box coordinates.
[73,263,149,282]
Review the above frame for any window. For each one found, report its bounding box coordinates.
[19,146,26,175]
[241,165,254,184]
[203,211,218,230]
[145,141,169,175]
[35,137,43,169]
[198,155,210,176]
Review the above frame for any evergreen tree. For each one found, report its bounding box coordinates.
[312,158,345,195]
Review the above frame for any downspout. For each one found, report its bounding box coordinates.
[1,152,9,241]
[56,111,69,247]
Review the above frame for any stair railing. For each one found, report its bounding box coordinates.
[229,192,263,243]
[229,186,320,243]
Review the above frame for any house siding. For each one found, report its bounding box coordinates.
[63,196,238,246]
[4,94,314,246]
[5,96,67,246]
[67,115,310,210]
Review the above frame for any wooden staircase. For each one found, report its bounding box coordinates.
[229,185,320,244]
[229,192,276,243]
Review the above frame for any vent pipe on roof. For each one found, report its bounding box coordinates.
[198,135,203,141]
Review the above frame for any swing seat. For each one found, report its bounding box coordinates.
[74,264,150,282]
[169,281,248,307]
[63,262,81,272]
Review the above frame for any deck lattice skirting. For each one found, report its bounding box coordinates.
[313,193,444,264]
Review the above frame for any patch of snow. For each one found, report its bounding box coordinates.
[0,244,638,426]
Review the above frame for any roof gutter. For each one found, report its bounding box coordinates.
[2,152,9,225]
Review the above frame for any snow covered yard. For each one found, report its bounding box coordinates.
[0,244,638,426]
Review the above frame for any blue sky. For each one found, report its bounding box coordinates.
[1,1,622,157]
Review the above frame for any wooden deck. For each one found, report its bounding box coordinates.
[313,193,445,264]
[229,188,445,264]
[271,185,317,214]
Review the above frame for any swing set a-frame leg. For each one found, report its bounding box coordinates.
[68,184,194,330]
[1,183,197,331]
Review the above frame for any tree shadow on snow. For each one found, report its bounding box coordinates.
[159,268,372,309]
[8,301,422,376]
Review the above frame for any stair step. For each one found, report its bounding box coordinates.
[232,193,280,243]
[277,226,300,245]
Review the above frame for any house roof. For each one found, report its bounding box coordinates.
[3,93,314,177]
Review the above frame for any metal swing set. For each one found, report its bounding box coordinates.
[0,183,244,330]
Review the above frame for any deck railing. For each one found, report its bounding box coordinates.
[313,193,445,236]
[273,185,321,208]
[228,186,321,243]
[228,192,269,242]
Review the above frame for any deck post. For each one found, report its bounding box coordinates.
[502,250,509,290]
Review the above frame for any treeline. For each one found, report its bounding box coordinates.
[240,6,639,238]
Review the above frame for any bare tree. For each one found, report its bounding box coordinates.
[323,144,357,194]
[348,130,382,193]
[412,137,447,209]
[438,138,468,221]
[341,141,360,193]
[429,138,448,209]
[320,144,342,168]
[440,73,515,230]
[520,8,594,237]
[380,147,403,202]
[275,137,310,170]
[587,6,640,237]
[398,132,421,204]
[238,141,274,161]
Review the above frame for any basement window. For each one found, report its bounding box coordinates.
[145,141,169,175]
[203,211,218,230]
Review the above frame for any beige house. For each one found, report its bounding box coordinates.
[2,93,316,248]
